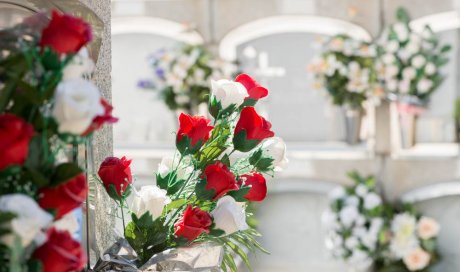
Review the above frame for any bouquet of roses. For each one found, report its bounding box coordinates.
[376,7,451,107]
[322,172,385,271]
[138,44,235,114]
[308,35,379,110]
[0,10,117,272]
[376,207,440,272]
[97,74,287,271]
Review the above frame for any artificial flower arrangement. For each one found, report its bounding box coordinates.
[138,44,235,114]
[323,172,441,272]
[0,10,117,272]
[308,35,379,110]
[322,172,386,270]
[376,7,451,108]
[96,74,288,271]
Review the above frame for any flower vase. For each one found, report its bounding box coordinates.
[344,106,363,145]
[395,101,425,149]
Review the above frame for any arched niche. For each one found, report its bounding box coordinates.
[218,16,373,144]
[401,181,460,272]
[409,12,460,143]
[111,17,204,146]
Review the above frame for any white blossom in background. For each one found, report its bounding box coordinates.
[417,217,440,239]
[411,55,426,69]
[157,155,194,181]
[403,248,431,271]
[63,48,95,80]
[329,186,346,200]
[53,211,79,235]
[390,213,419,258]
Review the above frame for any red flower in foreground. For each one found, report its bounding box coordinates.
[39,173,87,219]
[83,99,118,136]
[0,113,34,171]
[32,228,86,272]
[235,74,268,101]
[176,113,213,153]
[239,172,267,202]
[98,156,133,199]
[174,205,212,241]
[203,162,239,200]
[39,10,92,55]
[233,107,274,152]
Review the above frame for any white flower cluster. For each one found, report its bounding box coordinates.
[323,181,384,270]
[389,213,440,271]
[376,22,444,98]
[147,45,235,107]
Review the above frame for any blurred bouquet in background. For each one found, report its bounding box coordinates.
[322,172,385,271]
[95,74,288,272]
[308,35,379,110]
[0,10,116,272]
[376,7,451,106]
[138,44,236,115]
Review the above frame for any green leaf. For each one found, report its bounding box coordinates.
[41,48,61,70]
[195,179,215,201]
[233,130,260,153]
[163,199,187,214]
[227,187,251,202]
[441,44,452,53]
[396,7,411,23]
[24,167,49,187]
[51,163,83,187]
[221,154,231,167]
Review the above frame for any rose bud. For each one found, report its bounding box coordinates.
[209,79,248,117]
[82,98,119,136]
[233,107,274,152]
[39,10,92,55]
[32,228,86,272]
[239,172,267,202]
[235,74,268,102]
[174,205,212,241]
[176,113,213,155]
[39,173,87,219]
[0,113,34,171]
[203,162,239,200]
[211,196,249,235]
[98,156,133,200]
[260,137,288,171]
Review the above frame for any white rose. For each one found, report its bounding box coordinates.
[364,192,382,210]
[390,213,419,258]
[339,205,359,228]
[387,40,400,53]
[211,196,249,235]
[63,48,95,80]
[132,186,171,219]
[394,23,409,42]
[211,79,248,109]
[0,194,53,247]
[424,63,437,75]
[417,78,433,93]
[329,186,346,200]
[412,55,426,69]
[52,79,104,134]
[53,211,79,235]
[399,80,411,94]
[403,248,431,271]
[417,216,440,240]
[403,67,416,79]
[261,137,288,171]
[355,184,368,197]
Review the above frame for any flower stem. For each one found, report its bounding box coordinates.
[119,199,126,231]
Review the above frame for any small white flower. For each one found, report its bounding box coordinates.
[131,186,171,220]
[382,53,396,64]
[175,95,191,105]
[345,196,360,207]
[369,218,384,236]
[211,79,248,109]
[345,236,359,250]
[399,80,411,94]
[412,55,426,69]
[387,79,398,92]
[364,192,382,210]
[387,40,400,53]
[339,205,359,228]
[355,215,366,226]
[417,216,440,240]
[329,186,346,200]
[390,213,419,258]
[261,137,288,171]
[417,78,433,93]
[403,247,431,271]
[322,209,339,230]
[394,23,409,42]
[424,63,437,75]
[403,67,416,79]
[211,196,249,235]
[0,194,53,247]
[157,156,193,180]
[385,65,399,78]
[52,79,104,135]
[63,48,95,80]
[355,184,368,197]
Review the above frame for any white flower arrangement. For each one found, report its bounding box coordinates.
[323,172,385,270]
[376,8,451,104]
[308,35,380,109]
[138,44,236,112]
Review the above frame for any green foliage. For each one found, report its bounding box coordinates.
[396,7,410,23]
[249,149,274,173]
[50,163,83,187]
[233,130,260,153]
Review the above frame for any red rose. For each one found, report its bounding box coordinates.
[98,156,133,199]
[39,173,87,219]
[203,162,239,200]
[233,107,274,152]
[39,10,92,55]
[239,172,267,202]
[82,99,118,136]
[0,114,34,171]
[235,74,268,101]
[176,113,213,154]
[174,205,212,241]
[33,228,86,272]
